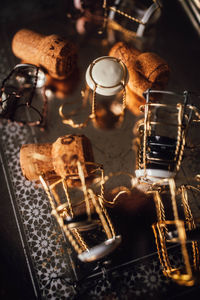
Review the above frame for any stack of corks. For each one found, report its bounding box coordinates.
[12,29,78,81]
[109,42,170,115]
[20,134,94,184]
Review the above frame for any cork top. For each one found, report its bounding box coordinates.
[86,56,129,96]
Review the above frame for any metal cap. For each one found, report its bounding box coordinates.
[86,56,128,96]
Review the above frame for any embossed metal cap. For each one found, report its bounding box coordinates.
[86,56,129,96]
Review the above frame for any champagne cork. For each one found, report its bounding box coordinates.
[109,42,141,66]
[20,143,58,181]
[12,29,78,79]
[52,134,94,179]
[134,52,170,86]
[109,42,170,100]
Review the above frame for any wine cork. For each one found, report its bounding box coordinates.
[12,29,78,79]
[52,134,94,179]
[134,52,170,87]
[20,143,58,181]
[109,42,141,66]
[109,42,170,99]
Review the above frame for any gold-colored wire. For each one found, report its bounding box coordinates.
[62,179,74,218]
[157,223,172,274]
[181,186,200,271]
[152,224,169,276]
[181,186,195,229]
[143,102,150,174]
[154,190,166,224]
[71,228,88,252]
[39,175,83,254]
[88,189,114,240]
[91,84,97,120]
[109,6,145,25]
[99,171,135,206]
[169,179,193,279]
[77,161,92,219]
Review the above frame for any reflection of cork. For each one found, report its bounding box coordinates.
[20,143,58,181]
[109,42,170,113]
[12,29,77,79]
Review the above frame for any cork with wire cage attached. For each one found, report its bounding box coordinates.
[20,134,95,184]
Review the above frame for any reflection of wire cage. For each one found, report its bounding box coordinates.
[29,158,121,262]
[151,178,200,286]
[134,89,200,183]
[104,0,162,41]
[0,63,47,127]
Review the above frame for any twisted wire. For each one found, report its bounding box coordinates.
[39,176,83,254]
[181,186,200,271]
[169,179,193,278]
[153,223,172,276]
[98,195,116,238]
[71,228,88,252]
[109,6,145,25]
[62,179,74,218]
[91,85,97,120]
[176,132,185,172]
[77,161,91,218]
[174,104,183,161]
[88,189,114,239]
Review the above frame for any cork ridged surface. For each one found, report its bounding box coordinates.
[109,41,170,101]
[12,29,77,79]
[51,134,94,179]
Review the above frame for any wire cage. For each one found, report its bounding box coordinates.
[151,178,200,286]
[134,89,200,184]
[59,56,129,129]
[40,162,121,262]
[0,63,47,127]
[20,135,121,263]
[66,0,162,39]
